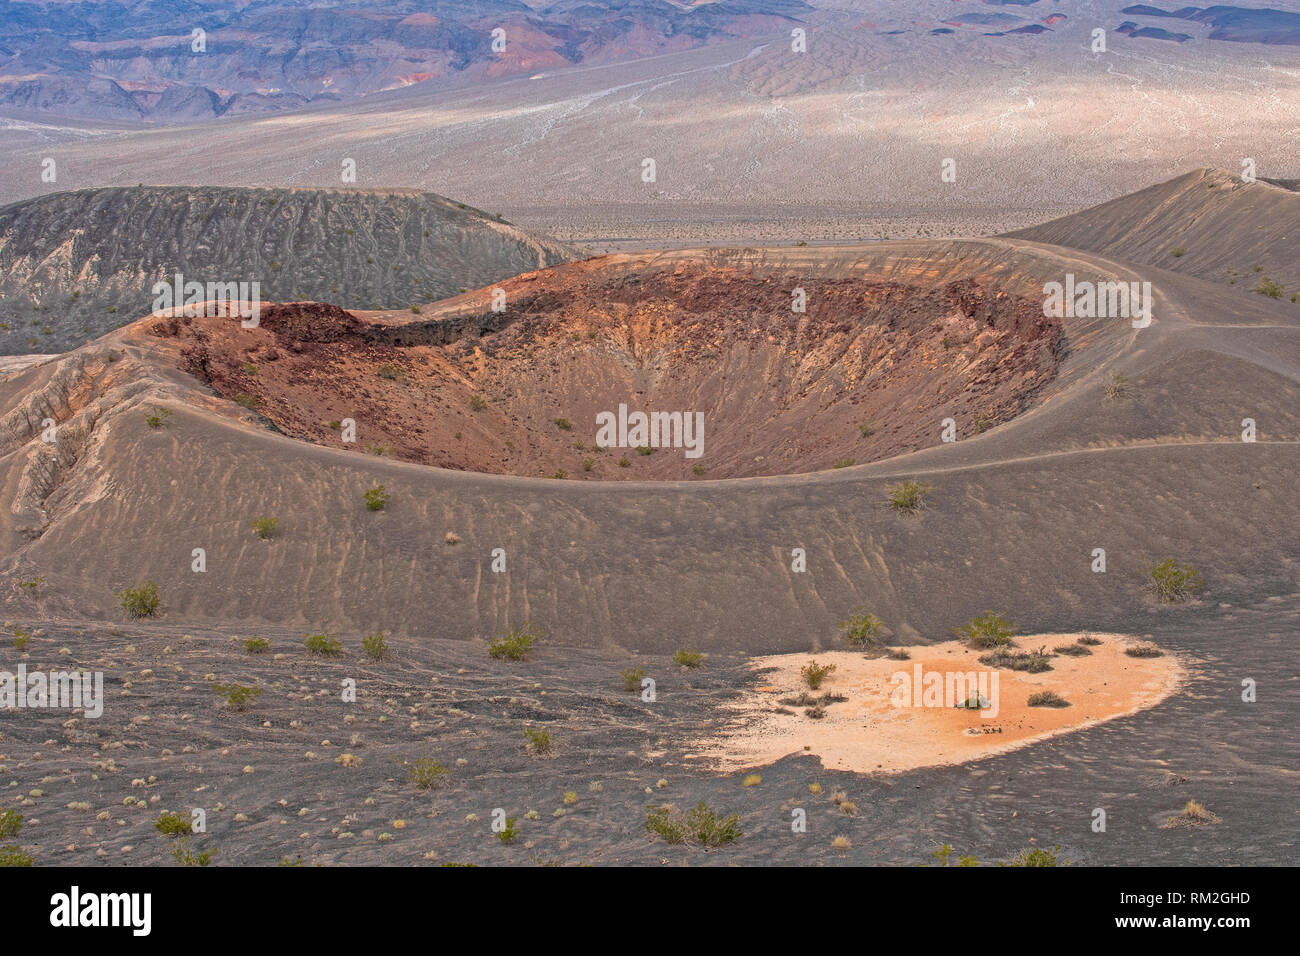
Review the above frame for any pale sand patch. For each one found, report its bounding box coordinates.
[695,635,1185,775]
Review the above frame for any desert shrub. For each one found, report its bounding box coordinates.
[778,691,846,708]
[233,393,259,410]
[553,417,572,431]
[523,725,553,755]
[0,811,23,839]
[858,421,876,437]
[408,758,450,791]
[496,817,520,844]
[620,665,646,692]
[366,444,390,456]
[801,660,836,690]
[117,580,160,618]
[887,480,932,513]
[488,623,539,661]
[1125,643,1163,658]
[954,611,1019,649]
[635,445,654,456]
[673,649,704,668]
[145,407,171,429]
[742,774,762,787]
[377,364,403,381]
[155,811,193,837]
[805,704,826,719]
[833,458,855,469]
[1145,557,1203,603]
[304,631,342,656]
[171,837,214,867]
[1104,370,1132,402]
[1077,635,1103,646]
[1172,246,1186,257]
[692,463,705,476]
[618,456,630,467]
[0,846,33,867]
[1053,643,1091,656]
[548,470,567,479]
[250,516,279,540]
[886,648,911,660]
[468,394,486,411]
[213,683,261,711]
[839,607,883,647]
[243,636,270,654]
[1164,799,1221,828]
[979,646,1053,673]
[1003,845,1064,867]
[645,802,742,847]
[582,458,595,472]
[361,631,388,660]
[1254,277,1283,298]
[1027,690,1070,708]
[12,629,30,651]
[363,485,391,511]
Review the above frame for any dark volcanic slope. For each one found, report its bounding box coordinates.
[1007,168,1300,296]
[0,185,576,355]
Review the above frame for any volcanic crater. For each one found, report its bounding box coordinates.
[150,258,1064,480]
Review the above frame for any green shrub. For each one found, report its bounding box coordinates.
[233,393,260,410]
[1003,845,1064,867]
[645,802,742,847]
[145,407,171,429]
[673,649,704,668]
[0,810,23,839]
[0,846,33,866]
[243,636,270,654]
[833,458,855,469]
[620,665,646,692]
[12,629,30,651]
[488,623,539,661]
[213,683,261,711]
[692,463,705,476]
[496,817,519,844]
[858,421,876,437]
[1254,277,1283,298]
[250,516,279,540]
[468,394,486,411]
[582,458,595,472]
[304,632,342,656]
[524,725,553,755]
[618,456,630,467]
[363,485,391,511]
[801,660,836,690]
[887,480,932,513]
[117,580,160,618]
[840,608,883,647]
[1172,246,1186,257]
[408,758,450,791]
[155,811,193,837]
[635,445,653,456]
[954,611,1019,649]
[1145,557,1203,603]
[171,837,214,867]
[1027,690,1070,707]
[361,631,388,660]
[553,417,572,431]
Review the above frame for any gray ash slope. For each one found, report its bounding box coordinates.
[0,185,577,355]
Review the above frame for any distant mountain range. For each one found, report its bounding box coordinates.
[0,0,811,122]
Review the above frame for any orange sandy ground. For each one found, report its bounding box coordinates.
[696,635,1184,775]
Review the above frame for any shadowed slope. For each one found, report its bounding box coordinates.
[1007,168,1300,296]
[0,185,577,356]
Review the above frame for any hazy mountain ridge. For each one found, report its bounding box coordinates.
[0,0,811,121]
[0,185,577,354]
